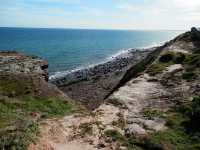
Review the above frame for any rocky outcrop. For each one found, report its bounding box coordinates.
[0,51,68,99]
[52,28,200,110]
[105,29,200,140]
[1,28,200,150]
[51,49,153,109]
[0,51,48,81]
[191,27,200,40]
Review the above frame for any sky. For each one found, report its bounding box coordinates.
[0,0,200,30]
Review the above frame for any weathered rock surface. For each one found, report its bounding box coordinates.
[3,28,200,150]
[105,28,200,138]
[191,27,200,40]
[0,51,48,81]
[0,51,68,99]
[51,49,154,109]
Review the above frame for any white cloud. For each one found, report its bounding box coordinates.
[0,0,200,29]
[117,4,140,12]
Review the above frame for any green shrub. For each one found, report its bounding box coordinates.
[104,129,126,143]
[0,75,33,97]
[182,72,197,81]
[184,97,200,131]
[159,52,186,64]
[0,95,75,149]
[146,97,200,150]
[159,52,174,63]
[143,109,165,119]
[147,63,168,76]
[150,129,191,150]
[174,53,186,64]
[166,113,186,128]
[0,119,38,150]
[184,54,200,66]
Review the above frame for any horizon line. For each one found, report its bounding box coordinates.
[0,26,187,31]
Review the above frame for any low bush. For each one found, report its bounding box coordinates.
[159,52,174,63]
[182,72,197,81]
[146,63,169,76]
[146,97,200,150]
[143,109,165,119]
[0,75,75,149]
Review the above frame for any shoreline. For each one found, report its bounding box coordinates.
[49,47,156,85]
[51,46,155,109]
[49,41,166,81]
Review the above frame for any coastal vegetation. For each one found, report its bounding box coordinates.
[144,97,200,150]
[0,75,76,150]
[0,29,200,150]
[147,51,200,77]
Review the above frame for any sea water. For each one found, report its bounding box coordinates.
[0,27,183,75]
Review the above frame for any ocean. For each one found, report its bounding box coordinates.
[0,27,183,75]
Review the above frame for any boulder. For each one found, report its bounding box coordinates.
[191,27,200,40]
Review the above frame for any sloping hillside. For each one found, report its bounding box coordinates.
[1,28,200,150]
[0,52,77,150]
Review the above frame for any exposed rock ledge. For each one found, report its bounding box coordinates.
[30,28,200,150]
[1,28,200,150]
[0,51,49,81]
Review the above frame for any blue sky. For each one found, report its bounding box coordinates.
[0,0,200,30]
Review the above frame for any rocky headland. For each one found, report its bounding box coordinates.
[0,27,200,150]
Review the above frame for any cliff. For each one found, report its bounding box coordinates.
[0,51,48,81]
[50,49,153,109]
[0,52,76,150]
[0,28,200,150]
[40,28,199,150]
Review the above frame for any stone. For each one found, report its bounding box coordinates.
[0,51,49,81]
[191,27,200,40]
[125,124,147,137]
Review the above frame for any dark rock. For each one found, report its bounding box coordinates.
[191,27,200,40]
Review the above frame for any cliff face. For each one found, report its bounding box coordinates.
[0,52,75,150]
[1,28,200,150]
[0,51,48,81]
[103,29,200,149]
[35,28,200,150]
[109,28,200,97]
[51,49,153,109]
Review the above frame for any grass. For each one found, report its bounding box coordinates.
[181,53,200,81]
[147,51,200,77]
[0,75,33,97]
[0,75,76,150]
[143,109,165,120]
[0,96,75,150]
[104,129,126,143]
[142,97,200,150]
[104,129,143,150]
[146,51,176,76]
[184,53,200,66]
[146,63,169,76]
[0,119,38,150]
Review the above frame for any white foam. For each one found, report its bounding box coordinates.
[49,43,160,81]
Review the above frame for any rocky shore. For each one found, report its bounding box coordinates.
[30,28,200,150]
[1,27,200,150]
[50,48,156,109]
